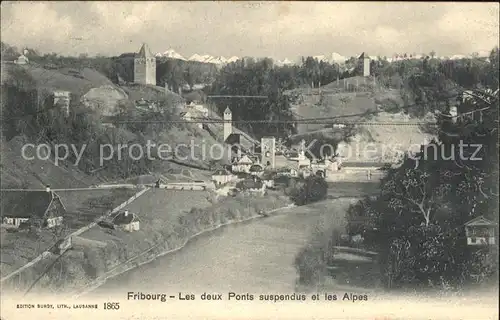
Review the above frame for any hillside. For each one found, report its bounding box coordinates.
[0,135,101,189]
[287,76,436,162]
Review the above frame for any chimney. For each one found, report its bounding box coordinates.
[45,185,51,193]
[124,210,129,217]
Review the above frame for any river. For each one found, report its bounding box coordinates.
[92,196,360,297]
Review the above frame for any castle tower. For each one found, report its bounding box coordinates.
[134,43,156,86]
[358,52,371,77]
[223,107,232,142]
[261,137,276,169]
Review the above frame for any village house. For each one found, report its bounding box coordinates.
[185,101,209,117]
[299,165,312,178]
[249,164,264,178]
[1,188,65,229]
[236,176,266,195]
[53,90,71,117]
[276,166,299,178]
[112,210,140,232]
[465,216,496,246]
[184,111,203,129]
[231,155,254,173]
[212,169,236,186]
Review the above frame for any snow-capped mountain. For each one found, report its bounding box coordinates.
[330,52,346,64]
[450,54,467,60]
[187,54,234,65]
[227,56,240,63]
[275,58,294,67]
[156,49,186,60]
[188,53,204,61]
[306,53,347,64]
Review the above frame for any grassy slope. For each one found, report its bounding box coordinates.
[0,188,137,277]
[1,190,291,294]
[0,135,100,189]
[288,76,436,162]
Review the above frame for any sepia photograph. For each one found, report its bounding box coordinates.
[0,1,499,319]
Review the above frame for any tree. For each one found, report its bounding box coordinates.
[289,176,328,205]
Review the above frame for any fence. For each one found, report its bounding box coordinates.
[0,187,151,284]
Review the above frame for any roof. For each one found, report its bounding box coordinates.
[225,133,241,144]
[112,211,139,225]
[358,52,369,59]
[224,107,232,114]
[0,191,58,218]
[465,216,496,227]
[137,43,154,59]
[234,155,253,165]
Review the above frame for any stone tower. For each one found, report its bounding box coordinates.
[223,107,232,142]
[134,43,156,86]
[358,52,371,77]
[260,137,276,169]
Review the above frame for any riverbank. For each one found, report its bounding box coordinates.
[73,202,296,298]
[6,190,292,296]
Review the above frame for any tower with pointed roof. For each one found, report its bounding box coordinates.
[134,43,156,85]
[223,107,232,142]
[358,52,371,77]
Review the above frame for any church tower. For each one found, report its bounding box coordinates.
[134,43,156,86]
[223,107,232,142]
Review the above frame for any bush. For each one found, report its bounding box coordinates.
[288,176,328,206]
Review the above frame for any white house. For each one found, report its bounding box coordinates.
[1,189,65,229]
[277,166,299,178]
[465,216,496,246]
[231,155,254,173]
[15,53,29,65]
[212,169,236,186]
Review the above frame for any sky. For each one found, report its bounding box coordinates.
[1,1,499,60]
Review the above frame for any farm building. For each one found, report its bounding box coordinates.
[0,189,65,229]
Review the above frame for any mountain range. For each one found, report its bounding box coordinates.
[155,48,493,66]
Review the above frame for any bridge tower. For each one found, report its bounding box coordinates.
[223,107,232,142]
[261,137,276,169]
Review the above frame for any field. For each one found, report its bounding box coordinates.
[0,188,138,277]
[0,227,62,277]
[1,63,112,96]
[57,188,138,228]
[79,189,214,245]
